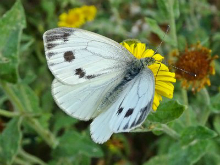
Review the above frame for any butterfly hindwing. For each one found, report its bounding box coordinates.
[90,68,155,143]
[43,28,135,85]
[52,70,125,120]
[110,68,155,132]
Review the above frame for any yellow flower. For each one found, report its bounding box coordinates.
[121,41,176,111]
[58,8,85,28]
[81,5,97,21]
[173,42,218,93]
[58,5,97,28]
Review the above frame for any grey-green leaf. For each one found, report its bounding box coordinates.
[180,126,217,145]
[0,0,26,83]
[147,100,185,124]
[210,92,220,113]
[173,0,180,18]
[156,0,170,18]
[169,140,211,165]
[52,131,103,158]
[145,140,211,165]
[0,117,22,165]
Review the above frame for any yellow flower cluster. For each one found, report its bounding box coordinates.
[121,41,176,111]
[58,5,97,28]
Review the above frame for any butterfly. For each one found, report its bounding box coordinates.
[43,28,155,144]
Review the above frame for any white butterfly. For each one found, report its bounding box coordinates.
[43,28,155,144]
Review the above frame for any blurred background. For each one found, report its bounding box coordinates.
[0,0,220,165]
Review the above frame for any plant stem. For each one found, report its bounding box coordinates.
[0,81,25,112]
[182,89,191,126]
[200,88,211,125]
[168,0,178,48]
[161,124,180,140]
[19,148,47,165]
[14,157,31,165]
[26,117,58,148]
[0,81,58,148]
[0,108,20,117]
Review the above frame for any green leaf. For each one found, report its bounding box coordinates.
[0,0,26,83]
[210,92,220,113]
[143,154,168,165]
[157,0,179,18]
[52,112,78,135]
[213,116,220,134]
[147,100,185,124]
[144,140,211,165]
[145,18,176,47]
[156,0,170,18]
[169,140,211,165]
[0,117,22,165]
[173,0,180,18]
[180,126,217,145]
[52,131,103,158]
[11,83,42,113]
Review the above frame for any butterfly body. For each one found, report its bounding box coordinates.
[43,28,155,143]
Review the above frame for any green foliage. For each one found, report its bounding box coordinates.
[180,126,217,145]
[148,100,185,123]
[145,18,176,47]
[0,0,219,164]
[0,118,22,165]
[0,0,25,83]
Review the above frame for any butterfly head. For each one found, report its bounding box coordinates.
[141,57,156,66]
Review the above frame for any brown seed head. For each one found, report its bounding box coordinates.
[173,42,218,92]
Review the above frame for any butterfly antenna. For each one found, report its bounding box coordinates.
[155,62,162,82]
[153,25,170,56]
[171,64,197,77]
[163,60,197,77]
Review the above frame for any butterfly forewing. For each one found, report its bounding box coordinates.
[43,28,135,85]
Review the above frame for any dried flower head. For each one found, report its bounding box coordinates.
[174,42,218,92]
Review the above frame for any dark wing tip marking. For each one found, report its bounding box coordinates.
[75,68,85,78]
[46,43,59,50]
[86,75,96,79]
[64,51,75,62]
[44,28,74,50]
[124,108,134,118]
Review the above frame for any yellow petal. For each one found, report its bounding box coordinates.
[142,49,154,58]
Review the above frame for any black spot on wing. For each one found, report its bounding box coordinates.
[117,107,124,115]
[75,68,85,78]
[135,99,153,125]
[64,51,75,62]
[124,108,134,118]
[130,98,154,128]
[123,123,129,129]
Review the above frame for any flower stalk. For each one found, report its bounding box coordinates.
[181,89,191,126]
[200,88,211,125]
[168,0,178,48]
